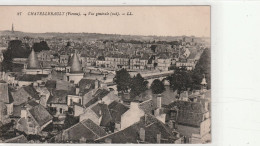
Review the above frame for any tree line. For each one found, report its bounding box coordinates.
[114,48,210,99]
[1,40,50,71]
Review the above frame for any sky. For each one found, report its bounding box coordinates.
[0,6,210,37]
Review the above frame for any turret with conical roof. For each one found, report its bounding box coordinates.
[201,74,207,85]
[69,51,83,73]
[27,49,40,69]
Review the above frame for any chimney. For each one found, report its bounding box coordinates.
[76,86,80,95]
[140,128,145,141]
[157,133,161,144]
[95,79,99,89]
[157,95,162,109]
[99,109,102,115]
[204,101,209,111]
[130,102,139,110]
[168,120,173,129]
[21,108,27,119]
[105,138,112,143]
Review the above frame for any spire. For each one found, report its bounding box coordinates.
[27,49,40,69]
[69,50,82,73]
[11,23,14,33]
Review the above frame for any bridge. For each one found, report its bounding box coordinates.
[103,70,174,91]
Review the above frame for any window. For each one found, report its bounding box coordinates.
[60,108,62,114]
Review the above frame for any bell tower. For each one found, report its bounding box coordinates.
[11,23,14,33]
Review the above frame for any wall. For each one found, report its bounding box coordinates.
[176,124,200,138]
[79,109,100,125]
[74,105,84,117]
[200,118,211,137]
[121,102,144,130]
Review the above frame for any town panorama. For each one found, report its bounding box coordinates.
[0,26,211,144]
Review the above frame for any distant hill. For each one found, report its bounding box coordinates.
[0,30,210,43]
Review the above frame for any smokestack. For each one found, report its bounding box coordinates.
[140,128,145,141]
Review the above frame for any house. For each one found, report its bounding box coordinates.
[80,54,96,67]
[37,50,52,62]
[15,74,48,87]
[96,56,106,68]
[11,85,40,105]
[82,87,119,108]
[121,102,145,130]
[59,54,69,65]
[80,103,112,127]
[56,80,75,94]
[104,54,130,69]
[78,78,96,95]
[139,54,150,70]
[165,100,211,143]
[156,53,171,71]
[0,80,14,117]
[16,105,53,135]
[52,119,107,143]
[47,90,69,117]
[108,101,129,132]
[130,56,140,70]
[35,86,50,107]
[95,114,181,144]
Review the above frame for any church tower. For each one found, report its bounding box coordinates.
[11,23,14,33]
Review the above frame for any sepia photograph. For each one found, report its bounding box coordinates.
[0,6,211,144]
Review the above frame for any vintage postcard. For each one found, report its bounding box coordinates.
[0,6,211,144]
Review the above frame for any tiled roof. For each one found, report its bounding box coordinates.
[78,79,95,94]
[139,99,156,114]
[4,134,28,143]
[58,119,107,142]
[29,105,53,127]
[47,90,68,104]
[27,100,39,107]
[16,74,48,82]
[85,89,110,108]
[91,103,112,126]
[81,119,107,137]
[12,104,25,118]
[108,101,129,123]
[166,100,207,127]
[45,80,56,89]
[23,85,40,100]
[95,114,177,143]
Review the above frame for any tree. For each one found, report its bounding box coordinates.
[167,67,193,95]
[63,114,79,129]
[192,48,211,89]
[114,68,131,93]
[32,41,50,52]
[130,73,148,98]
[2,40,30,71]
[150,79,165,94]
